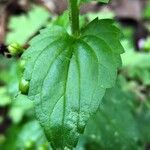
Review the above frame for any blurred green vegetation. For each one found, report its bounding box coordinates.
[0,2,150,150]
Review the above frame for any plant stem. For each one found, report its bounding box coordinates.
[68,0,79,36]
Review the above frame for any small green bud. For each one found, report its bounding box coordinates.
[0,134,6,144]
[143,37,150,51]
[19,78,29,95]
[37,143,49,150]
[24,140,34,149]
[37,145,46,150]
[8,42,24,56]
[19,59,26,72]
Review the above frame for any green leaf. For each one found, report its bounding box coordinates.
[17,121,52,149]
[0,87,11,106]
[122,40,150,85]
[143,1,150,19]
[86,10,115,21]
[79,0,109,4]
[51,11,86,33]
[80,84,140,150]
[6,5,50,45]
[0,125,21,150]
[22,19,123,149]
[9,95,34,124]
[136,105,150,142]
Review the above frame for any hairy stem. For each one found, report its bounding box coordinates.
[68,0,79,36]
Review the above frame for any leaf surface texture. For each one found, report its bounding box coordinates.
[22,19,124,149]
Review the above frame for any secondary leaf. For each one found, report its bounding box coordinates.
[79,84,140,150]
[22,18,123,149]
[79,0,109,4]
[17,121,51,149]
[122,40,150,85]
[0,87,11,106]
[0,125,20,150]
[9,95,33,124]
[6,5,50,45]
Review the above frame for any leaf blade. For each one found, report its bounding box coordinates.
[22,19,123,148]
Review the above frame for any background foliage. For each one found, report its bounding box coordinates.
[0,0,150,150]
